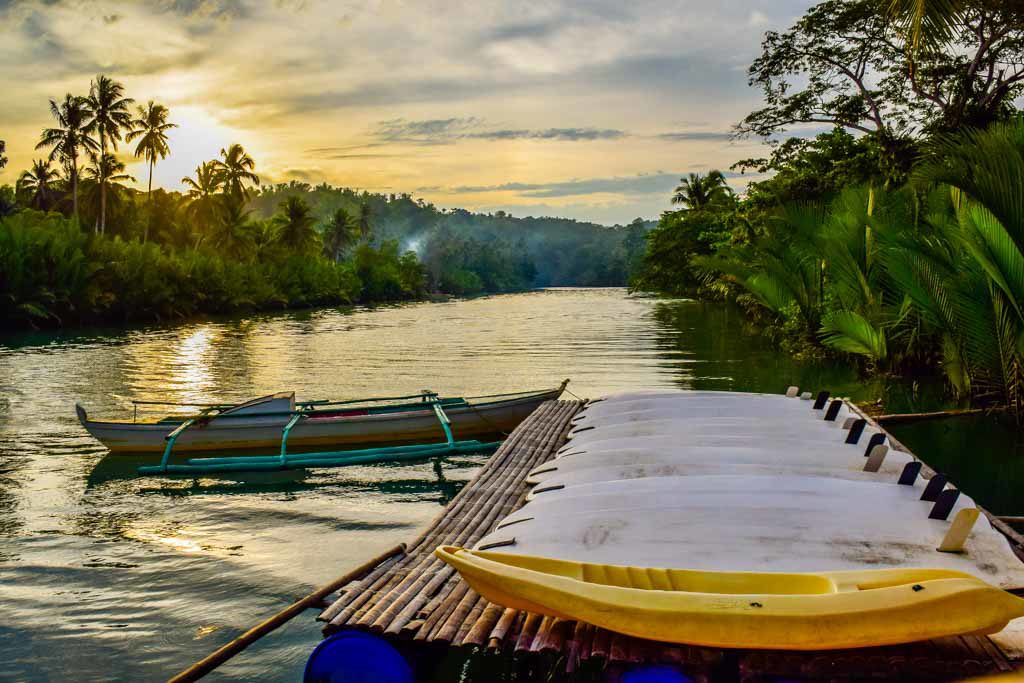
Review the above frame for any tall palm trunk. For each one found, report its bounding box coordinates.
[99,131,107,234]
[71,155,79,219]
[144,158,153,243]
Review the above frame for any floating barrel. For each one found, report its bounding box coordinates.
[304,631,413,683]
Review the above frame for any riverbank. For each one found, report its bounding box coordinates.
[1,289,1021,681]
[0,210,545,332]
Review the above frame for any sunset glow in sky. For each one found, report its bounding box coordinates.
[0,1,815,224]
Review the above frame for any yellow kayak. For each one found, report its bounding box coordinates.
[435,546,1024,650]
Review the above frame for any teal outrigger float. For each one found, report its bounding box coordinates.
[76,381,568,475]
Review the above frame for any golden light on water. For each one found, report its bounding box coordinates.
[173,326,216,407]
[124,529,205,554]
[119,325,222,414]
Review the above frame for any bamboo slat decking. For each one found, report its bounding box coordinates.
[318,397,1022,681]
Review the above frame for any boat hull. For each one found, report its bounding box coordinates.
[436,547,1024,650]
[79,388,562,454]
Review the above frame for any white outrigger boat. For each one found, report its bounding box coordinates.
[76,381,568,475]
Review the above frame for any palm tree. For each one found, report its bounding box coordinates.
[211,200,254,257]
[915,118,1024,411]
[84,75,134,234]
[126,101,176,241]
[0,140,7,170]
[213,143,259,200]
[273,195,319,252]
[17,159,60,210]
[356,200,373,239]
[181,162,223,245]
[671,171,733,210]
[323,207,357,261]
[36,94,97,219]
[84,153,135,185]
[82,153,136,231]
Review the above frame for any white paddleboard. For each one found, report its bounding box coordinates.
[477,475,1024,587]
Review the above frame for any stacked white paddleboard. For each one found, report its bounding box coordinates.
[475,389,1024,589]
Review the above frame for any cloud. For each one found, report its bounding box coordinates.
[655,130,734,142]
[468,127,625,141]
[370,118,626,145]
[374,117,483,144]
[0,0,794,223]
[453,172,685,198]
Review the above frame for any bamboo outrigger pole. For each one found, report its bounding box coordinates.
[167,544,406,683]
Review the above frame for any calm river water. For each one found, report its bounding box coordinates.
[2,288,1023,681]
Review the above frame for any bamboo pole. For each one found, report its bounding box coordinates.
[996,516,1024,524]
[167,544,404,683]
[876,407,994,424]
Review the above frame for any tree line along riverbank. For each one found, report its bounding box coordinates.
[0,75,649,330]
[629,0,1024,417]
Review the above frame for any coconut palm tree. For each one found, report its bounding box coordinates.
[84,75,134,234]
[273,195,319,253]
[81,153,135,232]
[181,162,223,245]
[126,101,176,242]
[36,94,97,220]
[356,200,373,240]
[213,143,259,200]
[17,159,60,211]
[211,200,254,257]
[671,171,733,210]
[323,207,357,261]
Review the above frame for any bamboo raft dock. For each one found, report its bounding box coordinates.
[317,396,1024,682]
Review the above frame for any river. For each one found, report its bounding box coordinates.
[1,288,1022,681]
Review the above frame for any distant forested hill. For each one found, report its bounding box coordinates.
[249,183,652,292]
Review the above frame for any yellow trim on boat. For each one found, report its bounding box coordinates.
[435,546,1024,650]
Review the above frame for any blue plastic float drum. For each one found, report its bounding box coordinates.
[304,631,413,683]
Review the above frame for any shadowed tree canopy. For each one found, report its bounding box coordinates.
[84,75,134,234]
[36,94,97,218]
[0,140,6,170]
[17,159,60,211]
[214,143,260,201]
[273,195,320,253]
[323,207,357,262]
[181,161,223,244]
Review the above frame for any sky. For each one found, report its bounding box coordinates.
[0,0,815,225]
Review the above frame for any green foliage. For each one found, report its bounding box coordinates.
[632,195,743,296]
[273,195,320,253]
[0,211,366,328]
[352,240,427,302]
[820,310,888,362]
[248,183,649,288]
[736,129,885,206]
[671,171,735,210]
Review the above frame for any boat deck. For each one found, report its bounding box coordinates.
[318,398,1024,681]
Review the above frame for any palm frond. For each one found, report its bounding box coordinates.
[820,310,888,362]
